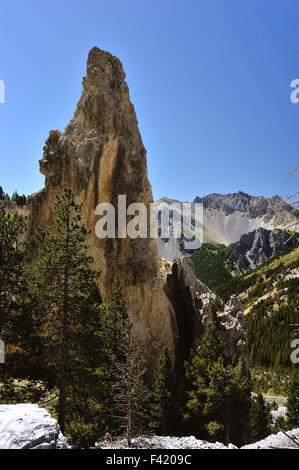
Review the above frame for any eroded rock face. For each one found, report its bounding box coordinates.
[194,191,299,220]
[26,47,248,378]
[165,256,248,377]
[157,194,298,260]
[0,404,66,449]
[217,295,248,359]
[165,257,213,358]
[27,47,177,372]
[229,227,295,272]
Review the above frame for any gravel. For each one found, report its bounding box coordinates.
[99,428,299,450]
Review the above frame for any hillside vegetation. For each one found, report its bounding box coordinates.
[190,243,233,289]
[192,241,299,376]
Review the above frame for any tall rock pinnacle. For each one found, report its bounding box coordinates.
[27,47,177,371]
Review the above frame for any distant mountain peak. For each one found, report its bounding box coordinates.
[192,191,293,219]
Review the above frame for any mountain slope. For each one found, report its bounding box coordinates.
[213,245,299,371]
[190,228,297,289]
[156,192,299,261]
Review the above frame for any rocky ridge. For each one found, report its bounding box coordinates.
[23,47,248,378]
[157,194,298,261]
[229,227,295,273]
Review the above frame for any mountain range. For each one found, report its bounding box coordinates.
[156,192,299,264]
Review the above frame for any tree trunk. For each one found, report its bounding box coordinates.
[58,213,70,435]
[127,394,132,447]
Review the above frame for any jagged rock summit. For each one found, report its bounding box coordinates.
[157,192,298,261]
[27,47,177,372]
[26,47,248,377]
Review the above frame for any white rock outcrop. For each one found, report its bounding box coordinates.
[0,404,67,449]
[241,428,299,449]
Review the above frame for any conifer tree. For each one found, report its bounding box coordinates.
[0,205,27,404]
[184,325,251,446]
[30,187,102,435]
[286,371,299,429]
[249,393,271,442]
[104,278,128,363]
[111,319,150,447]
[0,205,26,339]
[104,281,150,446]
[150,346,175,435]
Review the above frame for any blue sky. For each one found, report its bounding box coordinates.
[0,0,298,201]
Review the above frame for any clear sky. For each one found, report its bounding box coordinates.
[0,0,298,202]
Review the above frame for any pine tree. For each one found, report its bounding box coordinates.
[104,278,128,363]
[0,205,26,339]
[0,205,40,405]
[110,319,150,447]
[103,281,150,446]
[150,346,175,435]
[64,281,112,447]
[249,393,271,442]
[30,187,101,435]
[286,370,299,429]
[184,325,251,446]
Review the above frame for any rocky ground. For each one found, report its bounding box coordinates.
[0,404,297,449]
[98,429,299,449]
[98,436,228,449]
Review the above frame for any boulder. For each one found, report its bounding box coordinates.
[0,404,67,449]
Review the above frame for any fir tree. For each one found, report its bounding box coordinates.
[286,370,299,429]
[249,393,271,442]
[150,346,175,435]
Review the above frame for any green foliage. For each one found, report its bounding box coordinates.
[210,296,224,322]
[210,244,299,374]
[0,186,10,202]
[251,368,290,396]
[102,278,128,364]
[0,205,26,338]
[102,280,151,446]
[28,187,108,444]
[249,393,272,442]
[11,191,26,207]
[110,314,150,446]
[184,325,251,446]
[150,347,176,435]
[215,244,299,303]
[286,370,299,429]
[190,243,233,289]
[246,278,299,370]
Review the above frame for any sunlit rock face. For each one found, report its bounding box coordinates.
[25,48,249,378]
[27,47,177,373]
[157,193,299,262]
[0,404,66,449]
